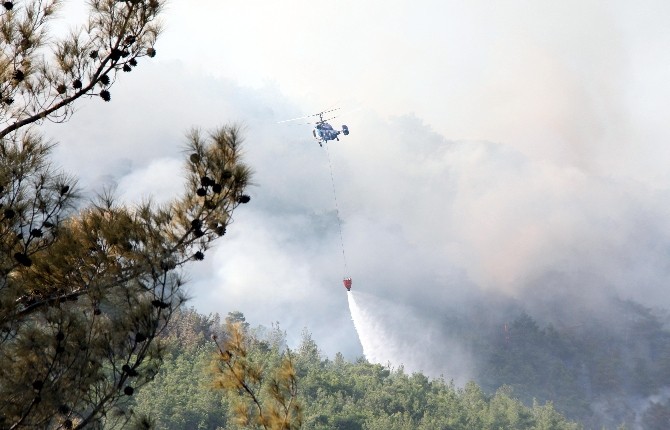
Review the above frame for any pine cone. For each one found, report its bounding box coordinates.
[110,49,122,61]
[14,253,32,267]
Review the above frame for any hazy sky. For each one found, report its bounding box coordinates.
[46,1,670,368]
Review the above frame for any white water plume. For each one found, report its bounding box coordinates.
[347,290,473,385]
[347,291,398,366]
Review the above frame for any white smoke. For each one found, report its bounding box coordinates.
[632,387,670,430]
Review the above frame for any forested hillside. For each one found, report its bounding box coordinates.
[131,308,579,430]
[456,298,670,429]
[131,301,670,430]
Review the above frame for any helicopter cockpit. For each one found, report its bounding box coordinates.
[314,122,340,143]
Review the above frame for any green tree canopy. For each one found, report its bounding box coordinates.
[133,309,582,430]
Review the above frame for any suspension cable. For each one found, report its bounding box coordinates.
[324,142,348,276]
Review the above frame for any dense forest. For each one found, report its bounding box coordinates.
[131,308,579,429]
[130,301,670,430]
[458,297,670,429]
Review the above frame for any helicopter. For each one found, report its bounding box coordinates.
[279,108,350,147]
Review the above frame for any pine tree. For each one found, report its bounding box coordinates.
[0,1,253,428]
[0,0,162,138]
[213,322,303,430]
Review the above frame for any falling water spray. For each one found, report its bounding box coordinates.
[347,291,398,366]
[347,290,473,384]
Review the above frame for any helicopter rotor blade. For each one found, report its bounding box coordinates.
[277,114,316,124]
[319,107,340,116]
[277,108,341,124]
[322,107,361,124]
[282,121,317,126]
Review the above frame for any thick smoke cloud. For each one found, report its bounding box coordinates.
[45,61,670,363]
[42,0,670,368]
